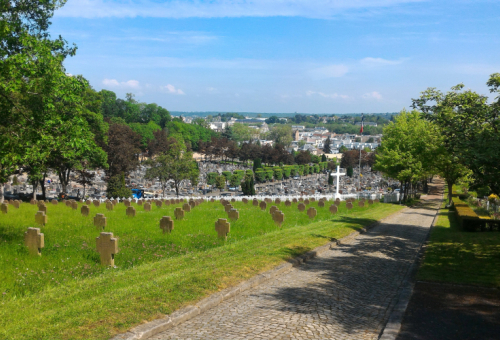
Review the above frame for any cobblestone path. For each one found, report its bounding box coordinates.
[151,192,443,340]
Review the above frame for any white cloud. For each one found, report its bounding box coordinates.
[307,91,349,99]
[362,91,383,100]
[360,57,405,66]
[160,84,185,95]
[102,78,140,89]
[57,0,425,19]
[308,64,349,79]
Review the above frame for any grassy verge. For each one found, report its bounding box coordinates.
[0,201,403,340]
[417,199,500,287]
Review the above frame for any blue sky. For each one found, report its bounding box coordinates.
[51,0,500,113]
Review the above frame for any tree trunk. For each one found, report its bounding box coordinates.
[58,168,71,194]
[39,175,46,200]
[0,183,4,204]
[32,180,38,200]
[83,184,86,198]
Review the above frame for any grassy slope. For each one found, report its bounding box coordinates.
[417,198,500,288]
[0,201,403,340]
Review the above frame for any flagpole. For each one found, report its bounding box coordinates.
[358,113,363,192]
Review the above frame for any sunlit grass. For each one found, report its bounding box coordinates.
[0,199,403,340]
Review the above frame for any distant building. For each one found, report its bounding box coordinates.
[292,125,306,130]
[355,121,377,127]
[209,122,226,132]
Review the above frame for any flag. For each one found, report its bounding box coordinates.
[359,114,364,134]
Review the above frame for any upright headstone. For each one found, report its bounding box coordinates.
[307,207,317,219]
[94,213,107,230]
[228,209,239,221]
[368,199,374,205]
[285,200,291,207]
[81,205,90,216]
[155,200,163,208]
[106,202,114,211]
[253,199,259,206]
[269,205,278,215]
[189,200,196,208]
[318,200,325,208]
[224,204,233,213]
[259,201,267,211]
[329,205,338,214]
[182,203,191,212]
[310,198,316,202]
[137,200,143,206]
[96,232,118,266]
[30,199,37,205]
[51,199,58,205]
[160,216,174,234]
[275,198,281,204]
[144,202,151,211]
[304,199,310,205]
[265,198,272,204]
[24,227,44,256]
[35,211,47,226]
[174,207,184,220]
[38,204,47,214]
[12,200,20,209]
[298,203,306,212]
[93,200,100,207]
[1,203,7,214]
[215,218,230,240]
[292,198,298,203]
[358,201,365,208]
[126,206,136,217]
[346,202,353,210]
[242,198,248,204]
[71,201,78,210]
[124,200,130,207]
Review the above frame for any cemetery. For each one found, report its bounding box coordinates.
[0,196,403,339]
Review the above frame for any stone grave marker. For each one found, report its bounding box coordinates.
[65,200,72,207]
[71,201,78,210]
[311,198,316,202]
[112,200,118,206]
[215,218,230,240]
[329,205,338,214]
[304,199,310,205]
[273,210,284,227]
[1,203,8,214]
[265,198,272,204]
[285,200,291,207]
[358,201,365,207]
[106,202,114,211]
[144,202,151,211]
[126,206,136,217]
[174,207,184,220]
[93,200,100,207]
[253,199,259,206]
[137,200,143,206]
[231,198,236,203]
[183,203,191,212]
[51,199,58,205]
[368,199,374,205]
[210,198,215,202]
[242,198,248,204]
[24,227,44,256]
[224,204,233,213]
[292,198,298,203]
[164,200,170,206]
[85,199,91,205]
[35,211,47,226]
[94,213,107,230]
[96,232,118,266]
[318,200,325,208]
[155,200,163,208]
[189,200,196,208]
[81,205,90,216]
[269,205,278,215]
[30,199,37,205]
[375,199,380,203]
[259,201,267,211]
[124,200,131,207]
[160,216,174,234]
[307,207,317,219]
[298,203,305,212]
[275,198,281,204]
[346,202,353,210]
[228,208,239,221]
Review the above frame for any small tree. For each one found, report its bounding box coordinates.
[75,169,95,198]
[229,174,240,188]
[107,173,132,198]
[253,158,262,171]
[323,137,331,154]
[215,175,226,191]
[206,172,218,186]
[347,167,353,178]
[328,173,334,186]
[241,174,255,195]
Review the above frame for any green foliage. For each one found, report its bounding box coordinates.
[273,168,283,180]
[321,154,327,162]
[339,145,348,153]
[215,175,226,190]
[241,174,256,196]
[245,169,254,175]
[232,123,254,142]
[328,173,334,185]
[129,121,161,151]
[165,120,216,151]
[206,172,218,186]
[255,170,266,183]
[268,125,293,146]
[222,171,232,182]
[304,164,310,175]
[233,170,245,182]
[229,174,241,188]
[253,158,262,171]
[347,167,353,177]
[282,166,292,178]
[106,174,132,198]
[265,169,273,181]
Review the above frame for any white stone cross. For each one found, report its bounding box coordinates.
[331,166,346,199]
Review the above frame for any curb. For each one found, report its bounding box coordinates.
[378,189,444,340]
[111,209,404,340]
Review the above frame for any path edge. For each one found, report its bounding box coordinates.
[378,190,444,340]
[111,207,408,340]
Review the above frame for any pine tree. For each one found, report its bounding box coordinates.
[323,136,331,153]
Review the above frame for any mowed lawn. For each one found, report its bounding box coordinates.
[0,199,403,340]
[418,200,500,287]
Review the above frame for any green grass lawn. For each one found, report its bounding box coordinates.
[417,199,500,288]
[0,199,403,340]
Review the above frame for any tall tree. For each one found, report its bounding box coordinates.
[323,136,331,154]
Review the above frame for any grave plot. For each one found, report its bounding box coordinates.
[0,197,397,340]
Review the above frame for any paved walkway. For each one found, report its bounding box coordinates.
[151,188,443,340]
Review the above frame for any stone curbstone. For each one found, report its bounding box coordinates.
[112,209,405,340]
